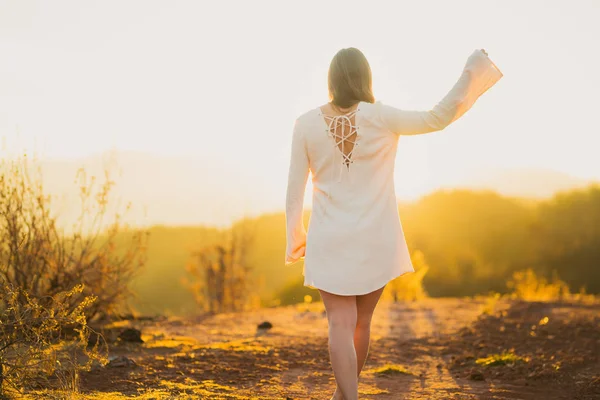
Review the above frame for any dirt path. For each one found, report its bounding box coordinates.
[74,298,599,399]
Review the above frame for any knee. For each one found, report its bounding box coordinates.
[327,312,357,331]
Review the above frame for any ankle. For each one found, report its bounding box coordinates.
[332,390,344,400]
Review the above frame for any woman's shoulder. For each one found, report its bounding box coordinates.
[292,107,325,135]
[357,100,380,113]
[295,106,321,124]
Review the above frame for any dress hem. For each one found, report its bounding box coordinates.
[303,268,414,296]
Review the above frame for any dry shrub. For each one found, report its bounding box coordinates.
[506,268,597,303]
[507,269,571,301]
[0,155,147,395]
[0,155,148,321]
[479,269,596,319]
[0,283,107,397]
[184,219,260,314]
[383,250,429,302]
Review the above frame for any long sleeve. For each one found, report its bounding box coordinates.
[379,49,503,135]
[285,119,310,265]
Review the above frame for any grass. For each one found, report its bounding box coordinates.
[24,379,245,399]
[480,292,501,315]
[371,364,414,377]
[507,269,571,301]
[144,336,197,349]
[198,339,273,354]
[475,351,529,367]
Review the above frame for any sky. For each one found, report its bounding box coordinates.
[0,0,599,226]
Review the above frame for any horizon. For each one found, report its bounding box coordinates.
[6,148,595,228]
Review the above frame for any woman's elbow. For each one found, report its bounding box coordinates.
[427,102,465,131]
[424,111,453,132]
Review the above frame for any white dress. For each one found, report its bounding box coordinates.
[285,49,503,296]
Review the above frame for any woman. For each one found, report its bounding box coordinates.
[285,47,502,399]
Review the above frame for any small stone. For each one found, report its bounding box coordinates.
[257,321,273,330]
[107,356,136,368]
[118,328,144,343]
[469,369,485,381]
[89,359,104,372]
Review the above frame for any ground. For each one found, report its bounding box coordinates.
[32,297,600,399]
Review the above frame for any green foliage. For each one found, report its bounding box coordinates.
[119,185,600,316]
[531,184,600,293]
[476,351,528,367]
[399,189,536,296]
[383,250,429,302]
[273,276,320,307]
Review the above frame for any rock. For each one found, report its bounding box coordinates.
[107,356,136,368]
[118,328,144,343]
[257,321,273,330]
[469,369,485,381]
[117,314,159,322]
[90,359,104,372]
[87,331,107,347]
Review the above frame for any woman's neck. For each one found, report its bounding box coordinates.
[324,102,359,115]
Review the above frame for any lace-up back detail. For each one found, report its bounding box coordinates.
[322,109,359,170]
[318,106,361,189]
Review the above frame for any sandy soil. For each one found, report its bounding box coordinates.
[70,297,600,399]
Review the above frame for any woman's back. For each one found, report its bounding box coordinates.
[300,102,398,226]
[285,49,503,296]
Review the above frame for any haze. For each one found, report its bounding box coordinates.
[1,0,598,226]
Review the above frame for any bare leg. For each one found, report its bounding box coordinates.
[319,289,358,400]
[355,285,386,374]
[332,284,386,400]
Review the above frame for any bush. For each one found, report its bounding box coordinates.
[506,269,570,301]
[0,283,107,397]
[0,155,146,395]
[0,155,148,322]
[383,250,429,302]
[184,219,260,313]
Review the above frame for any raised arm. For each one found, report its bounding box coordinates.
[379,49,503,135]
[285,119,310,265]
